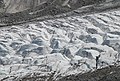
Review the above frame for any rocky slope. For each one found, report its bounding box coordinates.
[0,0,116,26]
[12,65,120,81]
[3,0,47,13]
[58,65,120,81]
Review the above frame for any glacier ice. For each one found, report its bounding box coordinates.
[0,10,120,80]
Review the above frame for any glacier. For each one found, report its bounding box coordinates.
[0,9,120,80]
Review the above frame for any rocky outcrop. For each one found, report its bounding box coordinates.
[58,65,120,81]
[2,0,47,13]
